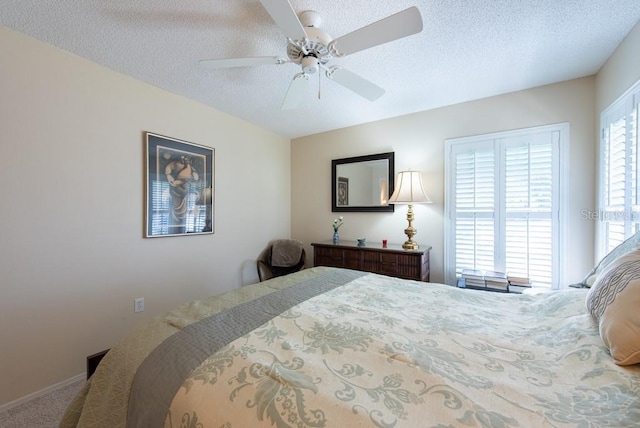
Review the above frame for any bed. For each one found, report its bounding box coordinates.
[61,266,640,427]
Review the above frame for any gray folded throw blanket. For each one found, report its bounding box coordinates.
[271,239,303,267]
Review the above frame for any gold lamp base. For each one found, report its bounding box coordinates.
[401,204,419,250]
[402,238,419,250]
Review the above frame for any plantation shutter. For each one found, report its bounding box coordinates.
[452,142,496,274]
[503,134,557,286]
[599,81,640,257]
[445,124,565,289]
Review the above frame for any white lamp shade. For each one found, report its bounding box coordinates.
[388,170,431,204]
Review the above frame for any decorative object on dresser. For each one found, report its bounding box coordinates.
[388,170,431,250]
[312,240,430,281]
[331,216,343,244]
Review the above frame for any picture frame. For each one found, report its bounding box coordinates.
[145,132,214,238]
[337,176,349,206]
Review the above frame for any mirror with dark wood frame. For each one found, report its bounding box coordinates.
[331,152,395,212]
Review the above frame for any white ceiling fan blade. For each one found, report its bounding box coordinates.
[259,0,306,41]
[326,68,385,101]
[199,56,284,69]
[281,73,310,110]
[330,7,423,57]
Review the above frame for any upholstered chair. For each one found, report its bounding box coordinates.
[257,239,306,281]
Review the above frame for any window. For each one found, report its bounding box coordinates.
[598,80,640,259]
[445,124,568,289]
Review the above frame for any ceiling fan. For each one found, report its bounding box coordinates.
[199,0,423,109]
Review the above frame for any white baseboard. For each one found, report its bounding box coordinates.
[0,373,85,414]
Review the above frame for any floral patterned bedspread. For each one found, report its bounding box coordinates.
[62,267,640,428]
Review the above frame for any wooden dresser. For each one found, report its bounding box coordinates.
[312,241,431,282]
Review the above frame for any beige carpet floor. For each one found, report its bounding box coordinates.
[0,379,85,428]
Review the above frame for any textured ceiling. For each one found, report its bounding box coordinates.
[2,1,640,138]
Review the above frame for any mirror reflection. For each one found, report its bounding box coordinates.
[332,152,395,212]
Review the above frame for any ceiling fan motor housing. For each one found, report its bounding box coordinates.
[287,11,332,71]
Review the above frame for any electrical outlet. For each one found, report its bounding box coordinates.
[134,297,144,313]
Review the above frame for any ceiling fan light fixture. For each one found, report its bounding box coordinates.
[301,56,319,74]
[299,10,321,28]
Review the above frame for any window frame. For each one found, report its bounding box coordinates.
[444,123,569,289]
[597,79,640,261]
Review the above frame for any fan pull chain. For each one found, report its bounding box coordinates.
[318,71,321,100]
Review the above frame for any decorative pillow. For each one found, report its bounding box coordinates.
[580,230,640,287]
[585,248,640,365]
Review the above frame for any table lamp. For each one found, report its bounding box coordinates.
[388,170,431,250]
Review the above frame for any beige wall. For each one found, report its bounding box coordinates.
[292,77,597,285]
[0,26,290,405]
[596,20,640,113]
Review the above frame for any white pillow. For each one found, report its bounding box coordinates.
[586,248,640,365]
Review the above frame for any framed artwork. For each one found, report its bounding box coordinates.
[145,132,214,238]
[337,177,349,206]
